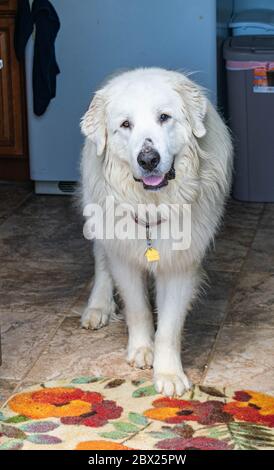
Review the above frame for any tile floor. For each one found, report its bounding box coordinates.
[0,182,273,406]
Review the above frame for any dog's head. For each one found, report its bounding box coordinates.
[81,68,207,191]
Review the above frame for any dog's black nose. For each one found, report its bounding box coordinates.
[137,149,160,171]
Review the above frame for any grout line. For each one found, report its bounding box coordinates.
[6,279,100,387]
[0,313,66,388]
[200,203,267,385]
[10,315,67,392]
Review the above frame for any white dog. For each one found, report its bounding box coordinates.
[80,68,232,396]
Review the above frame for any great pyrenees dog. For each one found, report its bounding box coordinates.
[80,68,232,396]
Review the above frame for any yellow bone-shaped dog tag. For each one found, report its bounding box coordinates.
[145,247,160,263]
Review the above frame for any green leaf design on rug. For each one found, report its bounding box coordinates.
[27,434,62,445]
[0,439,24,450]
[128,412,148,426]
[71,376,104,384]
[204,422,274,450]
[113,422,139,433]
[98,412,148,441]
[1,378,273,450]
[198,386,226,398]
[148,431,176,440]
[132,385,157,398]
[4,415,30,424]
[100,431,129,440]
[0,424,26,440]
[104,379,125,389]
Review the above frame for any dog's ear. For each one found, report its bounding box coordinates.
[174,76,207,139]
[80,91,106,156]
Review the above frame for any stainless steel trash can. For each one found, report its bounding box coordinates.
[224,35,274,202]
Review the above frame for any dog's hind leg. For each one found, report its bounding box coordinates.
[109,255,155,370]
[81,241,116,330]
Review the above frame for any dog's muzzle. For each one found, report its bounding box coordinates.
[134,160,176,191]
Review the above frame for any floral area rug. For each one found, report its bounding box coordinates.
[0,377,274,450]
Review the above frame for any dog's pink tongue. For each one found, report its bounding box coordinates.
[142,175,165,187]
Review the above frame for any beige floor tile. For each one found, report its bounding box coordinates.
[0,260,92,315]
[238,369,274,396]
[204,198,262,273]
[226,271,274,326]
[205,226,254,272]
[24,317,129,382]
[190,270,235,325]
[23,315,218,386]
[203,323,274,393]
[0,214,91,264]
[0,311,63,381]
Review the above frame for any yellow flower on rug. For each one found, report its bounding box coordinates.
[1,378,274,450]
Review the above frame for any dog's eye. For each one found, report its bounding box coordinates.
[121,120,131,129]
[159,113,171,123]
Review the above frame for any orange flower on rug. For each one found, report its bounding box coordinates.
[8,386,122,427]
[0,378,274,450]
[224,391,274,428]
[144,396,233,425]
[76,441,133,450]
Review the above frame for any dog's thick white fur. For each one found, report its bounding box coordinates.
[80,68,232,396]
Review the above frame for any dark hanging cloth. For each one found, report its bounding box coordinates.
[32,0,61,116]
[14,0,33,61]
[14,0,61,116]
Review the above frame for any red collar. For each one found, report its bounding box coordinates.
[132,213,164,228]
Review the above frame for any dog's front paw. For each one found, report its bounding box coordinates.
[81,303,114,330]
[127,346,154,370]
[154,371,192,397]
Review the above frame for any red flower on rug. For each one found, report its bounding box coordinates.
[61,400,123,427]
[2,379,274,451]
[156,436,232,450]
[224,391,274,428]
[8,387,123,427]
[144,397,232,425]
